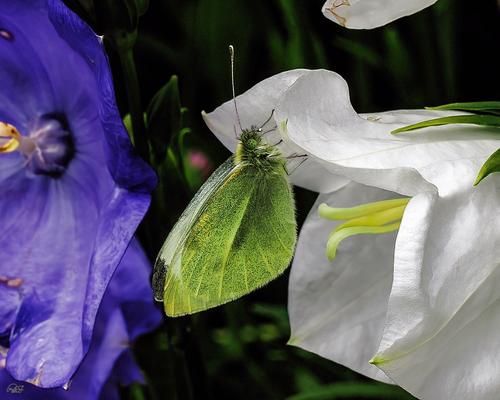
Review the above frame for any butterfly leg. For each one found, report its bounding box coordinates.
[285,156,308,175]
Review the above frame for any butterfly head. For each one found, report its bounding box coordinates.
[235,128,284,173]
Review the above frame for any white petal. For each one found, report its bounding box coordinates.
[322,0,438,29]
[202,69,348,192]
[372,159,500,400]
[202,69,308,153]
[276,69,499,195]
[289,182,400,383]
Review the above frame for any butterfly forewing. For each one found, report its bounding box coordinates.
[152,158,235,301]
[163,165,296,316]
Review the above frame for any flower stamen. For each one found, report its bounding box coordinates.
[1,116,74,176]
[0,122,21,153]
[319,198,410,261]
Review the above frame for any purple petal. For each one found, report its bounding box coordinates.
[0,0,156,388]
[0,239,161,399]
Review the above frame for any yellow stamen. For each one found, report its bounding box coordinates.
[0,122,21,153]
[319,198,410,261]
[326,222,401,261]
[319,198,410,220]
[331,205,407,235]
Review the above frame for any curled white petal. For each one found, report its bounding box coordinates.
[202,69,348,192]
[275,69,499,196]
[322,0,438,29]
[371,159,500,400]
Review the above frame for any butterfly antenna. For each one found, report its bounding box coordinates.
[229,45,243,132]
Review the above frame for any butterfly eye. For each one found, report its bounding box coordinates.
[247,138,258,149]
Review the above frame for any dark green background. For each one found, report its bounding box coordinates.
[64,0,500,399]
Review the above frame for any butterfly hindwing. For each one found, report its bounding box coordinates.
[163,164,296,316]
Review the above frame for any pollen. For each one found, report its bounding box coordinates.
[319,198,410,261]
[0,275,23,288]
[0,121,21,153]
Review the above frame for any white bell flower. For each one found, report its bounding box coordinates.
[278,70,500,400]
[204,68,500,399]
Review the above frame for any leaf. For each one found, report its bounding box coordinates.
[134,0,149,16]
[123,112,147,146]
[274,0,306,69]
[129,383,147,400]
[392,114,500,134]
[474,148,500,185]
[286,382,414,400]
[426,101,500,115]
[333,36,381,68]
[146,75,183,163]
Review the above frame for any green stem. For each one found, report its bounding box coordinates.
[118,47,149,160]
[115,36,205,400]
[167,317,212,400]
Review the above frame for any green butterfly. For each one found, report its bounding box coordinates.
[152,124,297,316]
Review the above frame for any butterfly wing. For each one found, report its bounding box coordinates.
[162,165,296,316]
[152,158,235,301]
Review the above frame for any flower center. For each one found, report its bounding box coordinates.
[0,115,74,177]
[319,198,410,261]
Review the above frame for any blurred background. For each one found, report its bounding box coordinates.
[64,0,500,398]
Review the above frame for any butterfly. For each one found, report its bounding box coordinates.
[152,46,297,317]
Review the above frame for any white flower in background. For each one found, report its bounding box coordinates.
[204,69,500,399]
[322,0,438,29]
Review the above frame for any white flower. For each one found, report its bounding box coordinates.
[279,70,500,400]
[204,69,500,399]
[322,0,438,29]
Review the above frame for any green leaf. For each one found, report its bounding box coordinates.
[286,382,414,400]
[146,75,183,163]
[426,101,500,115]
[123,112,147,146]
[129,383,147,400]
[474,148,500,185]
[392,114,500,134]
[134,0,149,16]
[333,37,381,68]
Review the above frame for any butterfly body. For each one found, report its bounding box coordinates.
[153,128,297,316]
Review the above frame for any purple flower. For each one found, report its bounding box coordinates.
[0,239,162,400]
[0,0,156,388]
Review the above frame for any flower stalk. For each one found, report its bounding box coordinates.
[117,42,149,160]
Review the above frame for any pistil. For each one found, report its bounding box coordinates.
[319,198,410,261]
